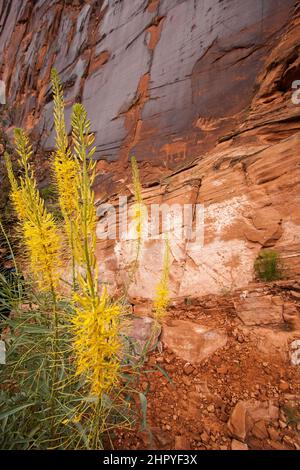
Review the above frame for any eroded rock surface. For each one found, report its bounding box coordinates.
[0,1,300,299]
[228,400,279,441]
[162,319,227,363]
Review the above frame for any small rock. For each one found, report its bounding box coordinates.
[283,435,295,448]
[174,435,190,450]
[252,420,268,439]
[154,430,172,447]
[268,426,280,441]
[217,364,228,374]
[183,363,194,375]
[207,404,215,413]
[231,439,248,450]
[290,339,300,366]
[200,431,210,444]
[279,420,287,429]
[269,440,286,450]
[279,380,289,392]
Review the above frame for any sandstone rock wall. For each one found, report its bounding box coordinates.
[1,0,300,300]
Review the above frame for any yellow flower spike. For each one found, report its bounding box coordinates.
[51,69,81,284]
[130,156,144,240]
[51,69,80,220]
[4,152,27,220]
[68,100,122,397]
[153,236,170,323]
[71,288,122,396]
[131,155,142,204]
[6,128,62,293]
[70,102,97,269]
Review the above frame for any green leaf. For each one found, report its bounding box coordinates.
[28,423,40,438]
[0,402,35,420]
[154,364,174,386]
[138,392,148,431]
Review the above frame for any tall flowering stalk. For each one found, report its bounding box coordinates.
[5,129,62,440]
[51,69,80,287]
[153,236,170,323]
[127,155,146,288]
[5,129,61,293]
[70,103,122,405]
[131,155,143,241]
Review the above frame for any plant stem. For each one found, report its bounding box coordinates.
[0,219,19,275]
[50,285,59,442]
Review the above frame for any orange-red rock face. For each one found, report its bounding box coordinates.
[1,0,300,299]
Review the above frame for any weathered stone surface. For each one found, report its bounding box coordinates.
[283,302,300,330]
[231,439,248,451]
[228,400,279,441]
[234,293,283,326]
[174,435,190,450]
[290,339,300,366]
[1,1,300,300]
[162,320,227,363]
[246,327,292,361]
[126,315,161,355]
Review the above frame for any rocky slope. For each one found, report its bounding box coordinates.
[119,280,300,450]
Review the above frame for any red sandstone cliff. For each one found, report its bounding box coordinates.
[0,0,300,300]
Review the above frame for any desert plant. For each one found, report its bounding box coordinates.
[51,69,81,288]
[153,236,170,324]
[4,132,62,293]
[254,248,284,282]
[129,156,146,272]
[0,72,146,450]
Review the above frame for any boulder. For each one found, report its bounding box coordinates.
[162,319,227,364]
[248,327,292,361]
[234,293,283,326]
[228,400,279,441]
[126,315,161,356]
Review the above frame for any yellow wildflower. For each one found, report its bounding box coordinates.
[4,152,27,220]
[130,155,145,239]
[51,69,81,276]
[72,287,122,395]
[153,236,170,322]
[70,103,97,268]
[69,102,121,396]
[6,128,62,292]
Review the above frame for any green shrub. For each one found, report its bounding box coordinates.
[254,249,284,281]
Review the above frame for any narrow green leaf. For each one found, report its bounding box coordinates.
[155,364,174,386]
[138,392,148,431]
[0,402,35,420]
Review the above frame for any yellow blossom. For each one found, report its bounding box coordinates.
[51,69,81,273]
[72,287,122,395]
[69,102,121,396]
[5,128,62,292]
[153,237,170,322]
[4,152,27,220]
